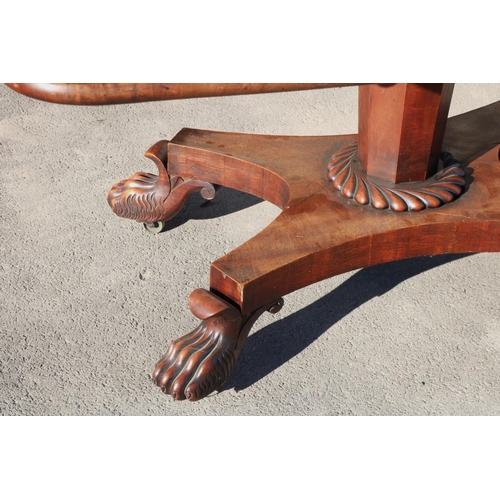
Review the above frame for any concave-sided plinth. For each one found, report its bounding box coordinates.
[167,129,500,314]
[148,127,500,400]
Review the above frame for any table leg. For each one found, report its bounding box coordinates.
[112,128,500,400]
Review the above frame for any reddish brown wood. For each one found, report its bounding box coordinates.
[327,143,466,211]
[107,140,217,224]
[164,129,500,315]
[358,84,454,183]
[6,83,354,105]
[146,121,500,400]
[152,288,283,400]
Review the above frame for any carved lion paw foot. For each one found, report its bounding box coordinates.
[152,289,242,401]
[152,289,284,401]
[153,319,240,401]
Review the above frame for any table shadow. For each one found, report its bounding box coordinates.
[160,187,262,232]
[444,99,500,163]
[225,253,469,393]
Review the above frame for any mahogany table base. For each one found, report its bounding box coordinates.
[107,128,500,401]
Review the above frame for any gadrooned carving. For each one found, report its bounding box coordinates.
[107,140,217,223]
[327,142,466,211]
[153,289,284,401]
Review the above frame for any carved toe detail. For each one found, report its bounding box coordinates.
[107,140,216,224]
[153,289,283,401]
[154,319,239,401]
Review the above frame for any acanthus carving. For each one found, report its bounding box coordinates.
[153,289,283,401]
[107,140,217,223]
[327,142,466,212]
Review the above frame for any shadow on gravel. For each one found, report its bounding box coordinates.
[159,186,263,232]
[443,99,500,164]
[226,253,470,394]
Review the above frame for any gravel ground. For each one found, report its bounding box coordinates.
[1,83,500,415]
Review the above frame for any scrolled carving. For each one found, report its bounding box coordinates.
[153,289,283,401]
[107,140,217,223]
[327,143,466,212]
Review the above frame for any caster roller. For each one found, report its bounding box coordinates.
[144,221,165,234]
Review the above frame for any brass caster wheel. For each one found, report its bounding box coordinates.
[144,221,165,234]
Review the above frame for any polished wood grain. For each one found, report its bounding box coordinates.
[107,140,217,223]
[327,143,466,211]
[6,83,354,105]
[166,129,500,315]
[358,84,454,183]
[152,288,283,400]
